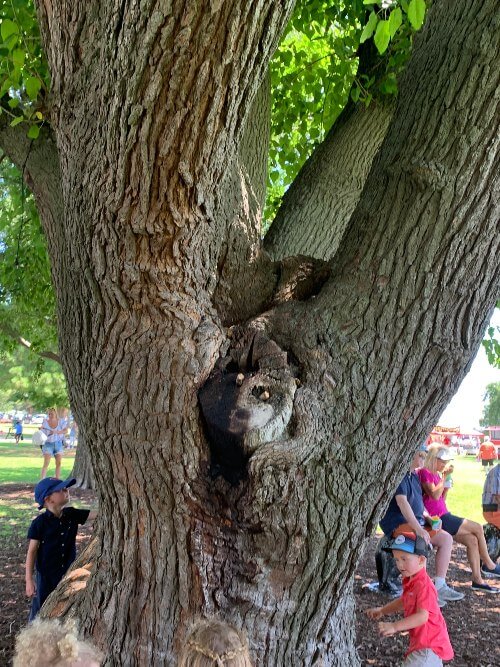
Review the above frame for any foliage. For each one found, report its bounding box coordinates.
[480,382,500,428]
[483,329,500,369]
[265,0,427,226]
[0,158,58,357]
[0,345,67,411]
[0,0,49,137]
[482,304,500,369]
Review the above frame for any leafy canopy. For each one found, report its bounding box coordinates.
[480,382,500,428]
[0,0,49,138]
[483,305,500,369]
[0,158,58,357]
[0,345,67,411]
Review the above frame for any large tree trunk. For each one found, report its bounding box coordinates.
[71,434,94,490]
[2,0,498,664]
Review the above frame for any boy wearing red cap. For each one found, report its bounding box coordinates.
[25,477,94,620]
[366,532,453,666]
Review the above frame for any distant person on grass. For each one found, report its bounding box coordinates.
[366,532,454,667]
[14,419,23,445]
[417,446,500,592]
[40,408,69,479]
[478,437,497,471]
[25,478,95,620]
[380,445,463,606]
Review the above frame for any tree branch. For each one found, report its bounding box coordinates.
[264,99,394,260]
[298,0,500,441]
[0,320,61,364]
[251,0,499,479]
[0,118,63,234]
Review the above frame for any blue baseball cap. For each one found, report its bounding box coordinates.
[383,533,431,557]
[34,477,76,509]
[418,443,428,452]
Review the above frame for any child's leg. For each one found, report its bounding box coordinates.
[402,648,442,666]
[28,572,44,621]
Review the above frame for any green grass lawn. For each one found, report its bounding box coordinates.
[444,454,487,525]
[0,439,75,483]
[0,439,77,539]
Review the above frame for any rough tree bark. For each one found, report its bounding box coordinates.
[71,433,94,490]
[264,100,394,261]
[1,1,498,665]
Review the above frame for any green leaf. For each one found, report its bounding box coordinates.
[351,86,360,103]
[25,76,41,100]
[360,12,378,45]
[363,0,375,4]
[8,97,20,108]
[374,20,391,55]
[388,8,403,38]
[12,48,25,68]
[1,19,19,43]
[10,115,24,127]
[407,0,426,31]
[27,124,40,139]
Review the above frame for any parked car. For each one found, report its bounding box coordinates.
[32,414,47,425]
[464,444,479,456]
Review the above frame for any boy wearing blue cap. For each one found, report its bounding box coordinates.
[25,477,94,620]
[366,532,453,666]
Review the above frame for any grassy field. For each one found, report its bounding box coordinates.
[0,439,75,483]
[443,454,488,524]
[0,440,77,539]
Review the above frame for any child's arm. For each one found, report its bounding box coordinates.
[25,539,39,597]
[378,608,429,637]
[366,596,404,620]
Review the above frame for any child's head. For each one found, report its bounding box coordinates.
[35,478,76,510]
[384,533,430,578]
[179,618,252,667]
[13,618,102,667]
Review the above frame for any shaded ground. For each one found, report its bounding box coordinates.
[1,483,499,666]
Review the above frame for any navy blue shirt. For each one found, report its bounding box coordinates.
[27,506,89,578]
[380,471,425,536]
